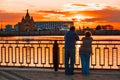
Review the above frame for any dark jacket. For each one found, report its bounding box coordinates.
[79,37,93,54]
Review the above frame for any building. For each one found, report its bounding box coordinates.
[34,21,73,31]
[18,10,37,31]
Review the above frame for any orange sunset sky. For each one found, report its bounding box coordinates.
[0,0,120,30]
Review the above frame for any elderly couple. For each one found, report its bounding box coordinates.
[64,26,93,75]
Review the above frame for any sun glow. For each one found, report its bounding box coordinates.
[72,15,93,21]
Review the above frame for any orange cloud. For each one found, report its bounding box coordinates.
[79,7,120,22]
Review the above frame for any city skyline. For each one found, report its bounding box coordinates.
[0,0,120,29]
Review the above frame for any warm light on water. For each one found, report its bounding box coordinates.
[0,35,120,41]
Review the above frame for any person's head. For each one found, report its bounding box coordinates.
[85,31,92,37]
[70,26,75,31]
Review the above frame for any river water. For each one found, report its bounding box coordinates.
[0,35,120,40]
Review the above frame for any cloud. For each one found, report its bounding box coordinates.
[0,10,6,13]
[0,11,55,25]
[35,10,73,19]
[72,4,88,7]
[0,12,35,23]
[36,10,70,15]
[0,12,24,23]
[19,5,120,23]
[66,6,119,23]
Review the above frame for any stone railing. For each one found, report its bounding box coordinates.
[0,39,120,70]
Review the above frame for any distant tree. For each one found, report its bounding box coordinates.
[96,25,101,30]
[102,26,106,30]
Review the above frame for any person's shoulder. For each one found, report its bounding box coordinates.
[73,31,78,35]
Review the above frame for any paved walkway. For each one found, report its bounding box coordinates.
[0,67,120,80]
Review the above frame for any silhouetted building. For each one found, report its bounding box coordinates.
[35,21,73,31]
[18,10,37,31]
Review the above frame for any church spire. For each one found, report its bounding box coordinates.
[25,9,30,18]
[27,9,28,13]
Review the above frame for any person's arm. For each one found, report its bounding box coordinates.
[90,37,93,55]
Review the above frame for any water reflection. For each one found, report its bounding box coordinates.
[1,35,120,41]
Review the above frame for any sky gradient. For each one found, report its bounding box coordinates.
[0,0,120,29]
